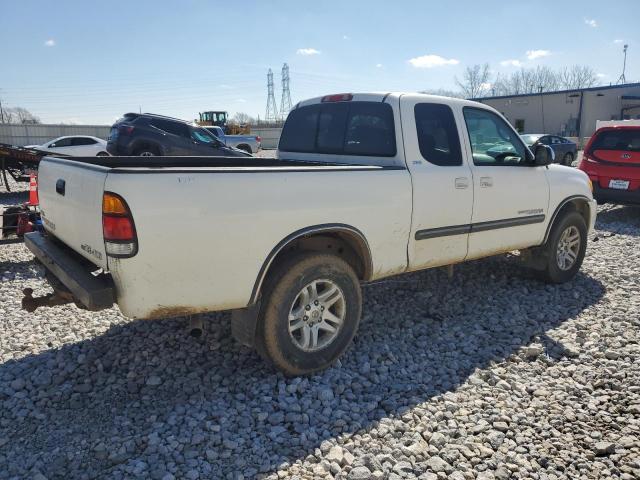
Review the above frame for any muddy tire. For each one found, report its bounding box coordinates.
[255,253,362,376]
[538,211,587,283]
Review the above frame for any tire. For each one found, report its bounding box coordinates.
[96,151,109,157]
[538,211,587,283]
[133,146,159,157]
[563,152,574,166]
[237,144,252,154]
[255,253,362,376]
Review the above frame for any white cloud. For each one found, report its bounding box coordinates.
[500,59,523,67]
[376,63,383,68]
[584,18,598,28]
[480,82,492,90]
[613,39,624,44]
[44,39,55,47]
[343,35,350,40]
[526,49,551,60]
[219,84,233,89]
[408,54,459,68]
[296,48,321,56]
[236,98,247,103]
[597,73,607,78]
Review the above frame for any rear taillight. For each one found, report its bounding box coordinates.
[102,192,138,258]
[118,125,135,135]
[256,136,261,143]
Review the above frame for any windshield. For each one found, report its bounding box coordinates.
[191,128,219,144]
[520,134,541,146]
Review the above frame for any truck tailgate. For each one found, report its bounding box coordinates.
[37,157,109,269]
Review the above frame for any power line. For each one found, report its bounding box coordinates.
[265,69,278,122]
[280,63,292,121]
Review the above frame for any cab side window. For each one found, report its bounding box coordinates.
[463,107,528,166]
[414,103,462,166]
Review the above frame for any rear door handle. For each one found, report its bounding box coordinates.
[56,179,65,196]
[455,177,469,189]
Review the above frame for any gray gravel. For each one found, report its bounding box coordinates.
[1,181,639,479]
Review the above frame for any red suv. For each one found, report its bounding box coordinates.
[579,126,640,205]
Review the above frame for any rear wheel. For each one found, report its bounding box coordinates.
[255,253,362,376]
[563,152,574,166]
[538,211,587,283]
[237,144,252,154]
[97,151,109,157]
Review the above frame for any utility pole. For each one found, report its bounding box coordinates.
[279,63,292,121]
[617,44,628,84]
[265,69,278,123]
[539,86,546,132]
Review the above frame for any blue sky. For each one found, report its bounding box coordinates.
[0,0,638,124]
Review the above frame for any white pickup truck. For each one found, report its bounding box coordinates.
[24,92,596,375]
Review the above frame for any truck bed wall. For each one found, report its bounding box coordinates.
[104,167,412,318]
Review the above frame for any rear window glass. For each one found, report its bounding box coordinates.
[149,119,190,138]
[279,101,396,157]
[414,103,462,166]
[592,130,640,152]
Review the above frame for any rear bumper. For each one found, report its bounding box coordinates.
[593,184,640,205]
[24,231,115,310]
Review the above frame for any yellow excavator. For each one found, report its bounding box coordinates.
[196,111,250,135]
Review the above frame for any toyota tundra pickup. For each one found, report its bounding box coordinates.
[24,93,596,375]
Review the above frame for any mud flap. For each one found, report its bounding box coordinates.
[231,300,261,347]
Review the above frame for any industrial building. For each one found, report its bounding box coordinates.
[476,82,640,142]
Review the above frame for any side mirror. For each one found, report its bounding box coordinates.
[533,144,554,166]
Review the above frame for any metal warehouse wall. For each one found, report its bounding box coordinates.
[478,84,640,142]
[0,124,111,146]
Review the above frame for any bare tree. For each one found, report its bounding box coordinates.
[455,64,491,98]
[231,112,256,125]
[559,65,597,89]
[3,107,40,124]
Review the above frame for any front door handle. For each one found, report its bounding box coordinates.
[455,177,469,189]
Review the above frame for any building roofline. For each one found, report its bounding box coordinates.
[473,82,640,102]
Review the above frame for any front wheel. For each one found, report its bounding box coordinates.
[539,211,587,283]
[563,152,574,166]
[255,253,362,376]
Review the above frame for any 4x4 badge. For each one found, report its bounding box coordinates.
[622,153,631,159]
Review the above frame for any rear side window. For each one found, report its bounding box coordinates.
[71,137,97,146]
[149,119,190,138]
[591,130,640,152]
[279,102,396,157]
[414,103,462,166]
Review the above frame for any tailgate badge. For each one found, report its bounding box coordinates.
[621,153,631,159]
[81,244,103,260]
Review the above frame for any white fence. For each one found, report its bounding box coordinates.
[0,124,111,146]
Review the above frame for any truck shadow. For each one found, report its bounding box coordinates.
[0,256,605,478]
[595,205,640,237]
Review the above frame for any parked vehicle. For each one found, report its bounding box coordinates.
[24,93,596,375]
[578,125,640,205]
[106,113,251,157]
[26,136,108,157]
[204,126,261,154]
[521,134,577,166]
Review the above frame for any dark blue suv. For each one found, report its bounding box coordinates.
[107,113,251,157]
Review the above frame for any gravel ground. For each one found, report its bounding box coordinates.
[1,178,639,480]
